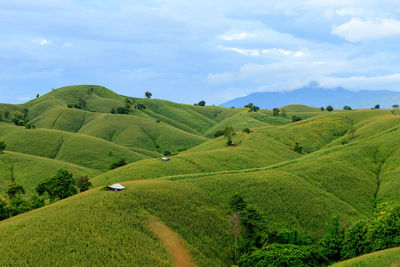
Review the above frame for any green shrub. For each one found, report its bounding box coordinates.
[110,158,127,170]
[238,244,328,267]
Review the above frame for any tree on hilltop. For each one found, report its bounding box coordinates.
[145,91,152,99]
[326,105,334,112]
[343,106,352,111]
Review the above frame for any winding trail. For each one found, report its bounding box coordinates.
[146,216,195,267]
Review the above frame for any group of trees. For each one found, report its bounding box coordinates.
[372,104,380,109]
[111,97,146,114]
[68,98,88,110]
[0,109,35,128]
[228,194,327,266]
[244,103,260,112]
[318,203,400,262]
[229,194,400,266]
[0,169,92,221]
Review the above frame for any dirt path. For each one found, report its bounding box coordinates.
[147,216,195,267]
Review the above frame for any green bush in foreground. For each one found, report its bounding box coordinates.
[238,244,328,267]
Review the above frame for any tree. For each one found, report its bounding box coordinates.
[76,175,92,192]
[145,91,152,99]
[87,87,94,96]
[291,115,302,122]
[249,105,260,112]
[343,106,352,110]
[326,106,334,112]
[224,125,235,145]
[214,130,224,138]
[110,107,116,114]
[230,212,241,265]
[272,108,280,116]
[4,111,9,119]
[163,151,171,156]
[293,142,303,154]
[35,169,77,202]
[110,158,127,170]
[374,104,380,109]
[0,197,9,220]
[78,98,87,109]
[230,193,247,212]
[6,183,25,199]
[239,204,265,253]
[116,107,128,114]
[137,103,146,110]
[242,128,251,134]
[36,93,40,98]
[244,103,254,108]
[320,107,325,111]
[318,215,344,262]
[393,104,399,109]
[197,100,206,106]
[341,220,368,260]
[0,141,5,153]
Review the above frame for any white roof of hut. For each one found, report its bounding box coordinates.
[108,183,126,190]
[161,157,170,161]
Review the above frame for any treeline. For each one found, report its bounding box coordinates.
[0,169,91,221]
[229,194,400,266]
[0,109,35,129]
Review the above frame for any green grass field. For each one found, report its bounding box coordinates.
[0,85,400,266]
[332,247,400,266]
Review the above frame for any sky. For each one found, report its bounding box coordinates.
[1,0,400,105]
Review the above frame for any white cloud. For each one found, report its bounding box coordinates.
[218,46,260,56]
[332,18,400,42]
[31,39,49,45]
[336,8,364,16]
[218,46,305,57]
[219,32,257,41]
[320,73,400,91]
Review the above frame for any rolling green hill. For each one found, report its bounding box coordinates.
[1,85,400,266]
[0,123,148,172]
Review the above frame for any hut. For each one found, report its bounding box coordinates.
[108,183,126,191]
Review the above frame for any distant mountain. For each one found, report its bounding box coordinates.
[221,86,400,109]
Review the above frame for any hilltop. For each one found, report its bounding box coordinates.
[0,85,400,266]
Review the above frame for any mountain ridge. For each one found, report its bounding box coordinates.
[221,86,400,109]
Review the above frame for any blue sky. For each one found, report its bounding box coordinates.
[1,0,400,104]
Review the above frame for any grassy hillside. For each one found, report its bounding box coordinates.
[0,123,148,172]
[332,247,400,266]
[1,85,400,266]
[0,180,230,266]
[0,151,100,195]
[91,129,301,186]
